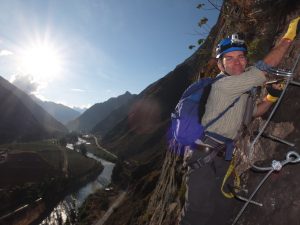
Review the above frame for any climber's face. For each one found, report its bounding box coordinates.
[218,51,247,76]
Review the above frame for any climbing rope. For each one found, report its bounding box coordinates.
[232,151,300,225]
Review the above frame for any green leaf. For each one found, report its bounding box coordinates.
[196,3,205,9]
[198,39,205,45]
[198,17,208,27]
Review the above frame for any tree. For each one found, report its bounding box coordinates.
[188,1,222,50]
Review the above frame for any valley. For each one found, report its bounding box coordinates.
[0,139,104,225]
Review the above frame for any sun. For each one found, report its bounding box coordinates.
[18,42,63,82]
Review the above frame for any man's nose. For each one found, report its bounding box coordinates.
[233,58,241,64]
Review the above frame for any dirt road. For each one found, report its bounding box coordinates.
[92,135,118,159]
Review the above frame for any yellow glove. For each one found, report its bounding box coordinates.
[265,81,285,103]
[283,16,300,41]
[265,94,278,103]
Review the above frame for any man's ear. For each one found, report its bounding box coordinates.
[217,59,225,72]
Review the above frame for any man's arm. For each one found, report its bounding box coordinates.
[254,82,284,117]
[255,17,300,116]
[263,16,300,68]
[254,99,273,117]
[263,39,292,67]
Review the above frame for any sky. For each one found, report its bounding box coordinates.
[0,0,220,109]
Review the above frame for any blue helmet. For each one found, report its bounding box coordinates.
[216,33,247,58]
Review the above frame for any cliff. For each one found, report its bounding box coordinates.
[99,0,300,224]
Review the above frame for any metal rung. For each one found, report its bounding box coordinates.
[227,185,263,207]
[290,80,300,87]
[261,133,295,147]
[268,68,293,77]
[235,194,263,207]
[265,79,285,85]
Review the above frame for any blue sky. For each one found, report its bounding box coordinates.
[0,0,220,109]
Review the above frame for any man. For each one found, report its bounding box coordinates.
[179,16,300,225]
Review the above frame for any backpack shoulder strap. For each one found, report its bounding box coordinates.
[181,77,213,99]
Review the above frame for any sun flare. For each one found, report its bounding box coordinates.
[19,42,63,82]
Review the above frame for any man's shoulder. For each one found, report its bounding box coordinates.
[245,65,256,72]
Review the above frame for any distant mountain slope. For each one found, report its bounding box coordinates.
[0,76,67,144]
[72,106,87,114]
[32,96,81,125]
[67,91,136,132]
[91,96,137,137]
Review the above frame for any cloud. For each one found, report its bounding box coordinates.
[71,88,86,92]
[0,49,13,56]
[34,93,47,101]
[11,74,40,94]
[73,104,91,111]
[55,101,90,111]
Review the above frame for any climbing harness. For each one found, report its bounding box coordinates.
[232,53,300,225]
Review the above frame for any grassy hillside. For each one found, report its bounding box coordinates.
[0,140,103,219]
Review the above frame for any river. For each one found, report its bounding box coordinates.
[40,151,115,225]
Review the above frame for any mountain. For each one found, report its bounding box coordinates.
[91,96,137,137]
[67,91,136,132]
[0,76,68,144]
[32,96,81,125]
[88,1,300,225]
[72,106,87,114]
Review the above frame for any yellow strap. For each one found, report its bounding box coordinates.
[221,154,240,198]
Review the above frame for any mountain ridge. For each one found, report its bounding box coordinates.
[0,76,67,144]
[67,91,136,132]
[31,96,81,125]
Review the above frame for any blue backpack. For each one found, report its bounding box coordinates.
[170,75,241,158]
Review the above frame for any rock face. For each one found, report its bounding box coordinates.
[144,1,300,225]
[99,1,300,225]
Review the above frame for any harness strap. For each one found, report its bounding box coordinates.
[187,147,220,169]
[205,131,235,160]
[221,154,241,198]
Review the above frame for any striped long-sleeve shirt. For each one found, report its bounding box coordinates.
[202,66,266,139]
